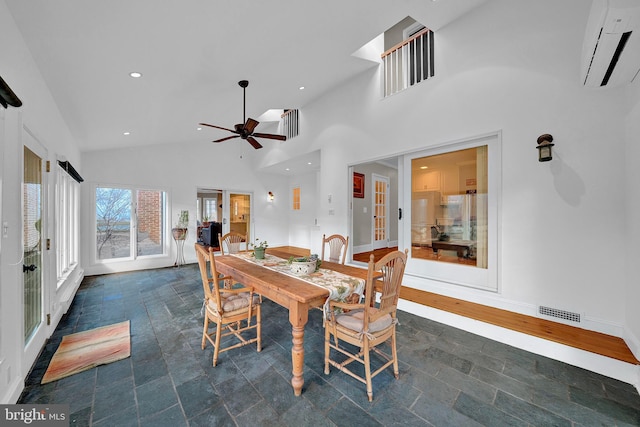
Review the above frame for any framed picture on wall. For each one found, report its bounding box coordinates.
[353,172,365,198]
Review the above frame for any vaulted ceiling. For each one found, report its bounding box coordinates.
[5,0,485,152]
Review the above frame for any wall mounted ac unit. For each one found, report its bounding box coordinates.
[581,0,640,87]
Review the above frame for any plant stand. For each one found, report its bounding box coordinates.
[172,228,187,267]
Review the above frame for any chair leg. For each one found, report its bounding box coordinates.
[363,340,373,402]
[201,316,208,350]
[391,329,399,379]
[256,305,262,352]
[212,322,222,366]
[324,325,331,375]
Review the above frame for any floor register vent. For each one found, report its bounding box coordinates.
[539,306,581,323]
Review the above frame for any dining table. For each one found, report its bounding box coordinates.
[213,246,373,396]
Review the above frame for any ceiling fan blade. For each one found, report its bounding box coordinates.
[244,118,259,134]
[213,135,240,143]
[199,122,237,133]
[247,136,263,149]
[253,132,287,141]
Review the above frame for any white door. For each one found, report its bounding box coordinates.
[372,174,390,250]
[23,139,49,369]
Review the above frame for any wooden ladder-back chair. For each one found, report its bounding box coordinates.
[321,234,349,264]
[324,249,408,401]
[218,231,248,255]
[195,243,261,366]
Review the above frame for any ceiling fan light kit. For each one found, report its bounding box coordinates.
[199,80,287,149]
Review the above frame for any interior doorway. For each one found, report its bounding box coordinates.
[350,159,399,263]
[196,188,252,250]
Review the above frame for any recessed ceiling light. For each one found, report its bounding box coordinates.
[420,166,428,169]
[129,72,142,78]
[123,132,130,136]
[299,86,305,90]
[285,168,290,171]
[197,127,202,131]
[307,162,312,165]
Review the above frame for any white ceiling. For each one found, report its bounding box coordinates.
[5,0,485,153]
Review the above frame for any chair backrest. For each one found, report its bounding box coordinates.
[362,249,408,321]
[195,244,223,310]
[218,232,247,255]
[321,234,349,264]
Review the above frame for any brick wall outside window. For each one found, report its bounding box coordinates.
[137,190,162,244]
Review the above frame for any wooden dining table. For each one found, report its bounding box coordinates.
[213,246,372,396]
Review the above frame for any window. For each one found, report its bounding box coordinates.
[411,146,487,268]
[405,133,500,291]
[280,109,299,139]
[95,186,167,261]
[55,164,80,283]
[203,198,218,221]
[292,186,301,210]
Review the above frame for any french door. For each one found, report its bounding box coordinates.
[23,141,48,367]
[372,174,390,249]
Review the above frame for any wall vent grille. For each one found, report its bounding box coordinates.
[539,306,581,323]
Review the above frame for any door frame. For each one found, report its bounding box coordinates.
[223,191,252,246]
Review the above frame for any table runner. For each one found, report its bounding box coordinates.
[232,252,365,314]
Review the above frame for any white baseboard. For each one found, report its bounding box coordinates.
[0,375,23,404]
[352,244,372,254]
[624,326,640,366]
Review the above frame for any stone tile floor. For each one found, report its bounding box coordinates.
[19,265,640,426]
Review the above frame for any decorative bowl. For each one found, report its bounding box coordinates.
[290,260,317,275]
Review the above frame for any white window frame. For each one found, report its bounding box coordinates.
[93,185,169,263]
[55,164,80,286]
[403,132,501,292]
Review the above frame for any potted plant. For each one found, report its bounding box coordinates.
[251,239,268,259]
[172,210,189,240]
[202,215,210,227]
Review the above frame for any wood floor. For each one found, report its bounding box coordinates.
[353,247,639,365]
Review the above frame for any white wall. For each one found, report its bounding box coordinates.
[287,171,320,252]
[1,0,83,403]
[624,80,640,374]
[256,0,638,384]
[80,142,291,275]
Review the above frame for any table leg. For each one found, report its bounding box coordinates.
[289,303,309,396]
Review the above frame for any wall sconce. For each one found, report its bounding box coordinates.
[536,134,554,162]
[268,191,274,202]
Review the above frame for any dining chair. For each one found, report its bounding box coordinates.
[195,244,261,366]
[324,249,408,401]
[321,234,349,264]
[218,231,248,255]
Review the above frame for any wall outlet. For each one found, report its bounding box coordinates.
[363,207,367,213]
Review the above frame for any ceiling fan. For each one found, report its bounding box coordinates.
[199,80,286,149]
